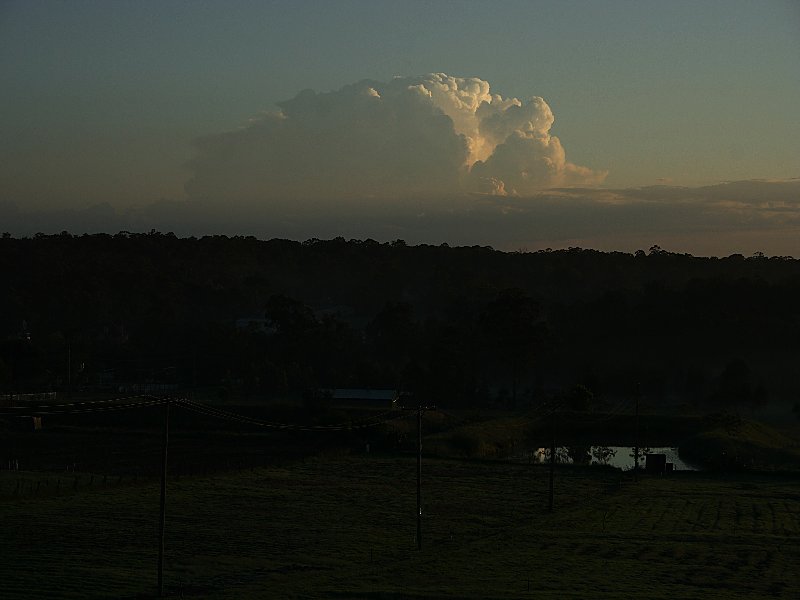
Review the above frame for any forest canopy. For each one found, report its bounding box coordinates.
[2,232,798,410]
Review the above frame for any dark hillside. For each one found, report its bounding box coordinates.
[2,233,799,411]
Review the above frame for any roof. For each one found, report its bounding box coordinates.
[330,389,398,401]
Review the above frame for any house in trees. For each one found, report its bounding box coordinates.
[645,453,667,474]
[326,389,399,410]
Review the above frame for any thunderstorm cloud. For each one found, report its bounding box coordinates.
[7,72,798,257]
[185,73,606,205]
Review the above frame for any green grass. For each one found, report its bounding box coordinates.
[681,418,800,470]
[2,455,799,599]
[425,415,530,458]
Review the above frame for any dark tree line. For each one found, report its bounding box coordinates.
[2,232,799,410]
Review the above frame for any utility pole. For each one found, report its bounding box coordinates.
[158,398,170,597]
[548,406,556,512]
[633,384,640,483]
[401,394,435,550]
[191,350,197,397]
[416,404,422,550]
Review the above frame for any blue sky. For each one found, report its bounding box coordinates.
[1,1,799,254]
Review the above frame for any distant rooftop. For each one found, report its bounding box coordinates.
[329,389,398,401]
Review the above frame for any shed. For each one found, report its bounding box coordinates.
[328,389,399,409]
[645,453,667,474]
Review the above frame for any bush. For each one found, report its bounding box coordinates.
[449,430,483,457]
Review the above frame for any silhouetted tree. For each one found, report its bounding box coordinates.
[567,446,592,464]
[592,446,617,465]
[563,384,595,412]
[479,289,545,407]
[709,358,769,411]
[366,302,419,369]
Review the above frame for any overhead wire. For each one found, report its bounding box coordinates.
[0,392,416,431]
[0,397,166,417]
[174,398,411,431]
[0,394,162,411]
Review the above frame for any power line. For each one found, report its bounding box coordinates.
[0,397,166,417]
[174,398,410,431]
[0,394,412,431]
[0,394,161,411]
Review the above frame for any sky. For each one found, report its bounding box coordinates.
[1,0,799,255]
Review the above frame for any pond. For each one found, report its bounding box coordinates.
[531,446,701,471]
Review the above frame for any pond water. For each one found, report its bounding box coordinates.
[531,446,701,471]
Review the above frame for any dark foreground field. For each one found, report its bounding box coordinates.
[2,453,798,599]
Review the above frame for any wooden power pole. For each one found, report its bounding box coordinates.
[548,408,556,512]
[633,385,640,482]
[401,395,434,550]
[416,405,423,550]
[158,399,170,597]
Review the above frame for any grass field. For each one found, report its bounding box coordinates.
[2,452,798,599]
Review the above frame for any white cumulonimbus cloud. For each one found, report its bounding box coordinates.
[185,73,606,204]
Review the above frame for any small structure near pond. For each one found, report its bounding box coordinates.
[645,453,667,474]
